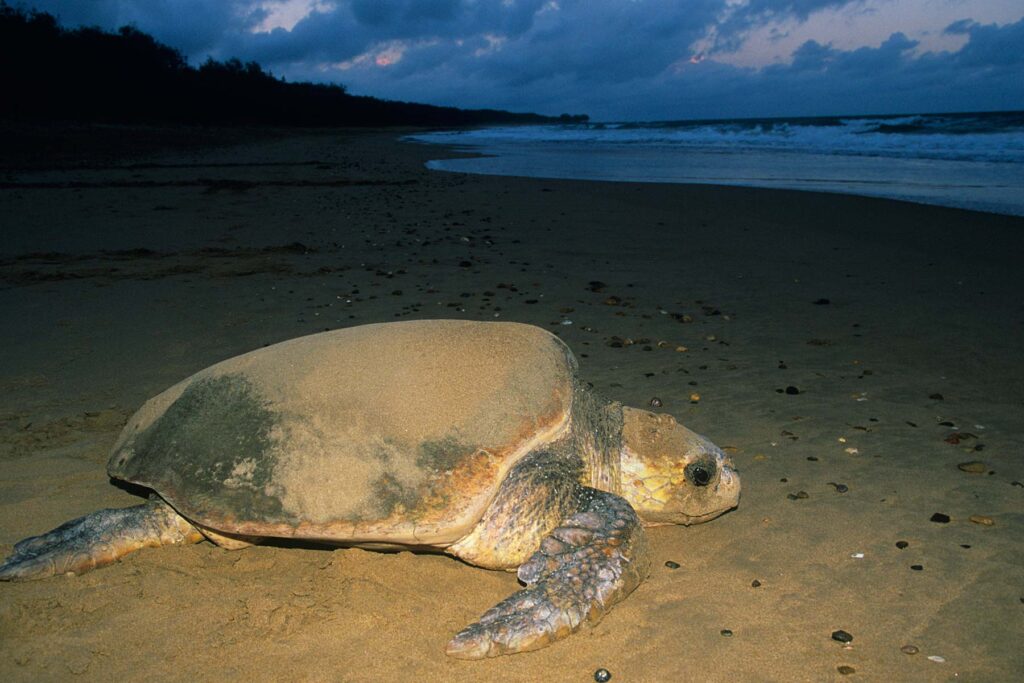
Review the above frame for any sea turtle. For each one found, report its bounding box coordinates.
[0,319,739,657]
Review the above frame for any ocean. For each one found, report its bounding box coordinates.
[408,111,1024,217]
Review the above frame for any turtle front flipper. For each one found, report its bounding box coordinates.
[0,499,202,581]
[446,489,651,658]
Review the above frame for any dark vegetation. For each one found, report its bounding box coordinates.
[0,3,588,127]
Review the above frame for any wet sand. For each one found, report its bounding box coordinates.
[1,128,1022,682]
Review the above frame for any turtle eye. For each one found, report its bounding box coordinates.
[686,462,712,487]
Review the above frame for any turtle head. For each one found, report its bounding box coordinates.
[618,407,740,526]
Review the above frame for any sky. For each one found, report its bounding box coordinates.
[22,0,1024,121]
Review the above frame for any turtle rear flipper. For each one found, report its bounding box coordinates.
[0,499,202,581]
[446,489,651,658]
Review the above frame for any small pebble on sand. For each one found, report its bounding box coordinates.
[969,515,995,526]
[831,630,854,643]
[927,655,946,663]
[594,668,612,682]
[900,645,919,655]
[895,541,909,549]
[649,397,663,407]
[957,461,987,473]
[664,561,680,569]
[720,629,733,637]
[837,665,856,675]
[929,513,951,524]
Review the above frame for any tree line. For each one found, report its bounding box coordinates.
[0,3,588,127]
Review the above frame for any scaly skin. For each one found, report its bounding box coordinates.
[0,499,202,581]
[446,489,651,658]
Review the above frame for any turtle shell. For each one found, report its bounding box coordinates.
[107,320,578,546]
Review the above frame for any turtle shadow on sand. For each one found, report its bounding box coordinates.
[0,319,740,658]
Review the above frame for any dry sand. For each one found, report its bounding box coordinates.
[0,128,1022,682]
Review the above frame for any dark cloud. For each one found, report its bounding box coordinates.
[946,16,1024,66]
[632,18,1024,119]
[706,0,864,52]
[25,0,268,58]
[467,1,719,86]
[789,39,837,71]
[833,31,919,76]
[742,0,860,22]
[18,1,1024,119]
[351,0,461,28]
[211,0,552,72]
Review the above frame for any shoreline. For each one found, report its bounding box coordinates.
[1,127,1022,682]
[407,120,1024,218]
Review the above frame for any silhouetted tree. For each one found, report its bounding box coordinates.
[0,2,584,127]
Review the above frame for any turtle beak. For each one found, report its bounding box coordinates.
[717,460,741,510]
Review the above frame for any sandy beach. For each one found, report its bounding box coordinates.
[1,128,1022,682]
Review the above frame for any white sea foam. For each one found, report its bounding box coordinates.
[412,113,1024,164]
[408,112,1024,216]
